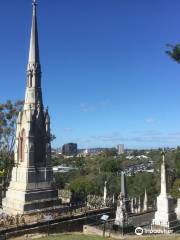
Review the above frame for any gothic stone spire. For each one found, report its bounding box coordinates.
[2,1,59,215]
[24,0,42,110]
[29,0,40,64]
[19,0,48,167]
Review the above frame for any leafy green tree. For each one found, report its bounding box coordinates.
[166,44,180,63]
[133,150,139,156]
[0,100,23,174]
[100,159,121,174]
[127,172,159,204]
[107,175,121,197]
[175,147,180,177]
[69,175,100,201]
[74,157,87,174]
[102,148,117,157]
[171,178,180,198]
[54,170,78,189]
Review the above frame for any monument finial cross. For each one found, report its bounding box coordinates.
[32,0,38,6]
[161,148,166,163]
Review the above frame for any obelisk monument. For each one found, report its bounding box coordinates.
[152,151,177,228]
[115,171,130,225]
[143,189,148,212]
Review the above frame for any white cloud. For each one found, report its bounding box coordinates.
[80,103,96,112]
[63,128,74,133]
[56,130,180,149]
[88,130,180,145]
[145,117,155,124]
[80,99,111,113]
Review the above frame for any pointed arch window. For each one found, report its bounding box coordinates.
[19,129,26,162]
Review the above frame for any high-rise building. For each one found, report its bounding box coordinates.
[117,144,124,155]
[2,1,59,215]
[62,143,78,156]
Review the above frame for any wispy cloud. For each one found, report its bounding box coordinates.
[168,132,180,138]
[80,103,96,112]
[99,99,111,107]
[145,117,155,124]
[90,132,127,142]
[142,130,162,137]
[80,99,110,113]
[88,130,180,145]
[58,130,180,149]
[63,128,74,133]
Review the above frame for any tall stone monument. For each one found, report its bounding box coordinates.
[114,193,126,226]
[103,181,107,204]
[143,189,148,212]
[2,0,59,215]
[115,171,130,225]
[130,198,134,213]
[120,171,130,212]
[152,151,177,229]
[137,196,141,213]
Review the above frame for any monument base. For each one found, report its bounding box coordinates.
[2,166,60,215]
[175,198,180,220]
[114,206,124,226]
[152,194,178,229]
[2,188,60,215]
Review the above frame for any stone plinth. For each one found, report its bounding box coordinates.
[114,205,124,226]
[114,193,128,226]
[2,166,59,215]
[152,194,177,228]
[175,198,180,220]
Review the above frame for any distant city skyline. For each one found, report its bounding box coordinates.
[1,0,180,149]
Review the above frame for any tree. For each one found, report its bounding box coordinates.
[171,178,180,199]
[166,44,180,63]
[174,147,180,177]
[102,148,117,157]
[127,172,159,204]
[0,100,23,175]
[69,175,100,202]
[133,150,139,156]
[101,159,121,174]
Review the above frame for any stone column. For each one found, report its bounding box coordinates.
[131,197,134,213]
[143,189,148,212]
[175,198,180,220]
[103,181,107,204]
[161,153,167,196]
[138,196,141,213]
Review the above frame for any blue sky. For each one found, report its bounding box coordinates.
[1,0,180,149]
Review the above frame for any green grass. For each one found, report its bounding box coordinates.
[37,234,104,240]
[35,233,180,240]
[130,237,180,240]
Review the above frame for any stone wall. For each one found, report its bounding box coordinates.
[0,209,112,239]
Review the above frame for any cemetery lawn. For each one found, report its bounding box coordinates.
[36,233,180,240]
[36,234,105,240]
